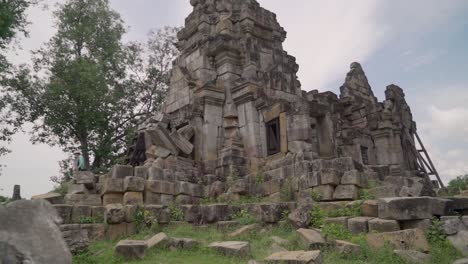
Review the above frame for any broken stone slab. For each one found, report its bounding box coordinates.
[368,218,400,233]
[378,197,433,220]
[170,130,194,155]
[110,165,133,179]
[448,230,468,256]
[177,124,195,140]
[296,228,326,250]
[114,240,147,260]
[393,250,431,264]
[105,204,125,224]
[64,194,102,206]
[102,178,124,194]
[74,171,95,189]
[264,250,323,264]
[208,241,251,257]
[348,217,373,234]
[367,228,430,252]
[170,237,200,249]
[31,192,64,204]
[333,185,359,200]
[269,243,288,254]
[124,176,146,192]
[334,240,361,255]
[288,205,313,229]
[147,232,170,249]
[228,224,259,238]
[146,124,179,156]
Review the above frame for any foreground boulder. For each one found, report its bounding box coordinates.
[0,200,72,263]
[265,250,322,264]
[208,241,251,257]
[448,231,468,256]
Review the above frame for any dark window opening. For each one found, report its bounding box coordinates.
[360,146,369,165]
[266,117,281,156]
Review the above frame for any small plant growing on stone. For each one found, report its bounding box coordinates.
[427,218,447,243]
[322,223,353,241]
[169,203,184,222]
[309,206,327,228]
[310,191,322,202]
[328,202,363,217]
[255,170,265,184]
[78,216,103,224]
[231,209,256,225]
[359,188,375,200]
[280,179,295,202]
[134,206,158,234]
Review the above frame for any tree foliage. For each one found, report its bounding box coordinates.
[3,0,179,172]
[446,174,468,196]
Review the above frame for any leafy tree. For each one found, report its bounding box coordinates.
[3,0,179,172]
[446,174,468,196]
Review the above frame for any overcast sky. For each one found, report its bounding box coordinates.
[1,0,467,198]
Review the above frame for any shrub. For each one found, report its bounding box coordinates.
[309,206,327,228]
[310,191,322,202]
[169,203,184,221]
[231,209,256,225]
[322,224,353,241]
[280,179,295,202]
[427,218,447,243]
[134,206,158,234]
[328,202,362,218]
[358,189,375,200]
[447,174,468,196]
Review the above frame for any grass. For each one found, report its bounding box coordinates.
[74,222,464,264]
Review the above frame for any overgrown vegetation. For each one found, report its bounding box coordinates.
[309,202,363,228]
[427,218,447,243]
[134,206,158,234]
[279,178,295,202]
[446,174,468,196]
[169,203,184,222]
[78,216,104,224]
[230,209,257,225]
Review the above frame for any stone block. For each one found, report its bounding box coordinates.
[288,205,313,229]
[296,228,326,250]
[448,231,468,256]
[110,165,133,179]
[260,203,290,224]
[430,197,453,216]
[53,204,73,224]
[320,169,341,186]
[71,205,92,223]
[208,241,251,257]
[201,204,230,224]
[367,229,430,252]
[368,218,400,233]
[81,223,106,241]
[312,185,335,201]
[335,240,361,255]
[68,184,89,195]
[145,206,170,224]
[124,205,137,223]
[64,194,102,206]
[147,232,170,249]
[163,169,175,182]
[144,192,174,206]
[325,217,349,228]
[123,192,144,205]
[91,206,105,221]
[31,192,64,204]
[146,180,175,195]
[175,181,204,197]
[147,167,164,181]
[124,177,146,192]
[441,216,465,236]
[170,237,200,249]
[378,197,433,220]
[134,166,149,179]
[181,205,202,224]
[114,240,147,260]
[107,223,127,241]
[362,200,379,217]
[341,170,366,187]
[102,178,124,194]
[400,219,432,231]
[74,171,95,188]
[307,172,321,188]
[265,250,323,264]
[348,217,373,234]
[102,193,123,205]
[105,204,125,224]
[333,185,359,200]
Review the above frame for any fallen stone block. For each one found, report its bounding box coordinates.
[31,192,64,204]
[348,217,373,234]
[288,205,313,229]
[378,197,432,220]
[146,125,179,156]
[170,237,200,249]
[368,218,400,233]
[334,240,361,255]
[114,240,147,260]
[297,228,326,250]
[74,171,95,189]
[333,185,359,200]
[448,230,468,256]
[147,232,170,249]
[102,178,124,194]
[123,192,143,205]
[170,130,194,155]
[208,241,251,257]
[124,177,146,192]
[229,224,259,238]
[454,259,468,264]
[65,194,102,206]
[393,250,431,264]
[110,165,133,179]
[362,200,379,217]
[271,236,290,247]
[105,204,125,224]
[367,228,429,252]
[102,193,123,205]
[264,250,322,264]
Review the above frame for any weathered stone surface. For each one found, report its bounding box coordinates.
[341,170,366,187]
[68,184,89,194]
[170,237,200,249]
[362,200,379,217]
[175,181,205,197]
[124,176,146,192]
[81,224,106,241]
[54,204,73,224]
[65,194,101,206]
[378,197,432,220]
[91,206,105,220]
[367,228,429,252]
[448,231,468,256]
[393,250,431,264]
[400,219,432,231]
[107,223,127,240]
[144,192,174,205]
[312,185,335,201]
[320,169,341,186]
[75,171,95,188]
[61,226,89,254]
[208,241,251,257]
[115,240,147,260]
[229,224,259,238]
[146,180,175,195]
[105,204,125,224]
[335,240,361,255]
[441,216,465,236]
[31,192,64,204]
[111,165,133,179]
[123,192,144,205]
[348,217,373,234]
[264,250,322,264]
[102,193,123,205]
[71,205,92,223]
[333,185,359,200]
[297,228,326,250]
[209,181,226,198]
[147,232,170,249]
[102,178,124,194]
[0,200,72,264]
[134,166,149,179]
[368,218,400,233]
[288,205,312,229]
[260,203,290,223]
[201,204,230,223]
